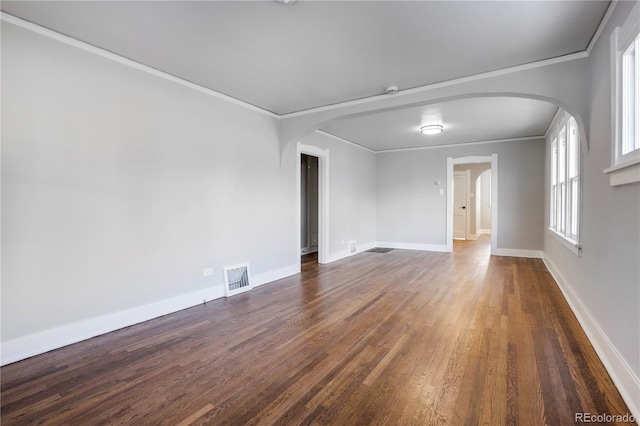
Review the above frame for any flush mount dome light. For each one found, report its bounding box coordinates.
[420,124,444,135]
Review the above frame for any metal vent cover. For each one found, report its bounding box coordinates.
[223,263,252,297]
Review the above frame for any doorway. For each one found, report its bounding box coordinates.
[447,155,497,254]
[301,154,319,256]
[297,143,329,267]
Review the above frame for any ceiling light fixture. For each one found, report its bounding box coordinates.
[420,124,444,135]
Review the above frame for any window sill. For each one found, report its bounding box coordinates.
[603,157,640,186]
[547,228,582,257]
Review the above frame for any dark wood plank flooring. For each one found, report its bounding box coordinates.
[1,237,633,425]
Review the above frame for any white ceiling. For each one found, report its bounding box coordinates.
[322,97,558,151]
[1,1,609,150]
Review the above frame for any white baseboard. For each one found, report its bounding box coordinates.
[375,241,450,253]
[542,254,640,420]
[329,242,538,260]
[326,242,376,263]
[477,229,492,236]
[252,264,299,287]
[0,287,222,366]
[0,264,299,366]
[492,248,543,258]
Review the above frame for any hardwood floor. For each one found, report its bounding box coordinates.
[1,237,633,425]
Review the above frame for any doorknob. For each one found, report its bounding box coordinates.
[461,206,466,209]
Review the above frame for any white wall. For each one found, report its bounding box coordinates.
[543,0,640,415]
[1,23,298,361]
[297,132,377,260]
[376,139,545,251]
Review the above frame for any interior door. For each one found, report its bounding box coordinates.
[453,171,467,239]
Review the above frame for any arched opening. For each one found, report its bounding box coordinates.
[288,94,570,261]
[281,92,588,156]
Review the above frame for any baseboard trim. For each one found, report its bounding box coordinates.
[542,254,640,420]
[492,248,543,258]
[477,229,492,236]
[252,264,299,287]
[326,242,376,264]
[375,241,451,253]
[326,240,452,263]
[0,264,298,366]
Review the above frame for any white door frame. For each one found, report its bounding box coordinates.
[297,142,330,266]
[447,154,498,254]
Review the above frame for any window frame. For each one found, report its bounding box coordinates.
[620,34,639,160]
[548,110,582,256]
[606,1,640,186]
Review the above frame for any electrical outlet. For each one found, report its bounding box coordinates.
[439,189,444,196]
[203,268,213,276]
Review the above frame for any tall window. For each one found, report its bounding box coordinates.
[621,32,640,159]
[607,2,640,186]
[550,114,580,244]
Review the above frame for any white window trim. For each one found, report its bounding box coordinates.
[607,1,640,186]
[547,227,581,256]
[548,110,582,257]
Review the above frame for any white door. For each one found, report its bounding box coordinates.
[453,171,468,239]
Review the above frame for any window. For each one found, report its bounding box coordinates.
[621,32,639,159]
[607,1,640,185]
[549,112,581,254]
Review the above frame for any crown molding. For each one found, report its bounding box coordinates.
[3,8,609,151]
[314,130,376,154]
[0,12,280,119]
[586,0,618,56]
[377,136,544,154]
[281,51,588,119]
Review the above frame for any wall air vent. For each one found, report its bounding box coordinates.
[223,263,252,297]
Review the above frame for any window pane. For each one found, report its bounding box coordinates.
[571,178,578,237]
[558,127,566,184]
[559,182,566,233]
[568,119,579,179]
[551,185,557,228]
[551,140,558,231]
[552,140,558,185]
[636,35,640,153]
[622,35,638,155]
